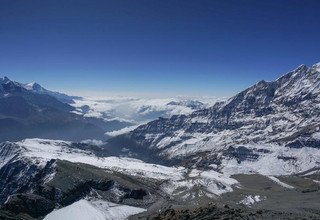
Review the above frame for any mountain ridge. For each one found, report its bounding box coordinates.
[105,62,320,173]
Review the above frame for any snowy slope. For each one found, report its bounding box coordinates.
[44,199,146,220]
[0,138,239,202]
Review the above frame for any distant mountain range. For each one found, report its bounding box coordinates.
[0,77,130,142]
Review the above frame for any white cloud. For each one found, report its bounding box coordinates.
[105,125,140,137]
[80,139,104,146]
[72,96,224,125]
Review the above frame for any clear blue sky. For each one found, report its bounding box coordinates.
[0,0,319,97]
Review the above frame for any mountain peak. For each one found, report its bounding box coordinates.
[254,80,268,87]
[295,64,308,70]
[0,76,12,83]
[25,82,37,87]
[24,82,44,92]
[275,63,310,84]
[290,64,309,77]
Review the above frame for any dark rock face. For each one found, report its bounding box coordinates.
[0,160,39,204]
[3,194,55,218]
[145,203,319,220]
[124,189,148,200]
[0,154,56,204]
[286,137,320,149]
[225,146,259,163]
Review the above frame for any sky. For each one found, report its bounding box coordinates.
[0,0,320,97]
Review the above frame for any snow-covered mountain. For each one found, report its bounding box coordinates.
[106,63,320,176]
[23,81,80,104]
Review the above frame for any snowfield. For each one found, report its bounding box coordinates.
[18,138,185,181]
[267,176,294,189]
[220,143,320,176]
[44,199,146,220]
[142,127,320,177]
